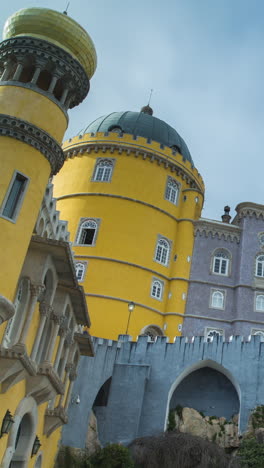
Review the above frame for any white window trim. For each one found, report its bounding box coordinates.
[75,217,101,246]
[255,292,264,312]
[75,261,88,282]
[92,158,115,183]
[205,327,224,342]
[164,176,180,206]
[210,248,231,277]
[209,288,226,310]
[140,324,164,341]
[0,170,30,223]
[150,277,164,301]
[251,328,264,341]
[255,255,264,278]
[154,235,172,267]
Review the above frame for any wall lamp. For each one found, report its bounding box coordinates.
[31,436,41,457]
[0,410,14,438]
[125,301,135,335]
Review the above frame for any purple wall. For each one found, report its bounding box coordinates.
[183,213,264,339]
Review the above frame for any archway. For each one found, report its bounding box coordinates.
[165,360,241,430]
[1,397,38,468]
[91,378,112,445]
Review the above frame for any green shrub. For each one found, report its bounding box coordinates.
[251,405,264,430]
[175,405,183,419]
[89,443,134,468]
[167,409,176,431]
[238,437,264,467]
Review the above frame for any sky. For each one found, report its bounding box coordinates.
[1,0,264,220]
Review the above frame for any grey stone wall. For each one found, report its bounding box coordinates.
[62,334,264,448]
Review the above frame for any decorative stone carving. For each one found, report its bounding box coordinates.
[0,294,15,324]
[194,219,241,244]
[0,36,90,109]
[30,283,45,299]
[44,406,68,436]
[39,302,53,317]
[0,114,65,175]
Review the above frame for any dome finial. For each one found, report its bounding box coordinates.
[141,89,154,115]
[63,1,70,15]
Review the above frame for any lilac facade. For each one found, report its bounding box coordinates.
[183,202,264,340]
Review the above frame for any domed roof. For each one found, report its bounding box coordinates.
[82,111,193,165]
[3,8,97,79]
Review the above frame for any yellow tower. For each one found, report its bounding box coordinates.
[53,106,204,341]
[0,7,96,467]
[0,6,96,312]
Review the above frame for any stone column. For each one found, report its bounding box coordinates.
[1,61,12,81]
[30,302,52,361]
[13,63,23,81]
[60,87,69,105]
[48,75,58,94]
[64,368,77,411]
[45,312,62,362]
[54,324,68,371]
[19,283,44,344]
[58,362,72,407]
[31,66,41,84]
[58,333,73,379]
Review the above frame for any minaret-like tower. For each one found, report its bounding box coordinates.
[0,8,96,319]
[54,107,204,341]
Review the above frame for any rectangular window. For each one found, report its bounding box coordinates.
[1,172,29,221]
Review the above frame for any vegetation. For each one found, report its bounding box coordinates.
[56,444,134,468]
[238,437,264,467]
[167,409,177,431]
[251,405,264,430]
[89,444,134,467]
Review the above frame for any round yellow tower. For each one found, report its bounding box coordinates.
[54,107,204,341]
[0,7,97,311]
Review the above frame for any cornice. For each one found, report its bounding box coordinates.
[235,202,264,221]
[194,219,241,243]
[63,141,204,193]
[0,114,65,175]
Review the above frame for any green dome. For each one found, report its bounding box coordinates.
[82,111,193,165]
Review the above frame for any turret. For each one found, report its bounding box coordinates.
[0,8,97,319]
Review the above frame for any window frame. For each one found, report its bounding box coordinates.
[255,255,264,278]
[75,218,101,246]
[251,328,264,341]
[211,249,231,277]
[255,293,264,312]
[150,278,164,301]
[0,170,29,223]
[205,327,224,343]
[92,158,115,183]
[209,288,226,310]
[75,261,87,282]
[164,176,180,205]
[154,235,172,267]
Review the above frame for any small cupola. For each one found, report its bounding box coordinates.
[222,206,231,224]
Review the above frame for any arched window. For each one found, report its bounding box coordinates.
[93,159,114,182]
[141,325,163,342]
[205,328,224,343]
[2,278,30,348]
[76,219,99,246]
[165,177,179,205]
[256,255,264,277]
[75,262,86,282]
[151,279,164,300]
[210,290,225,309]
[155,237,170,266]
[256,294,264,312]
[212,249,230,276]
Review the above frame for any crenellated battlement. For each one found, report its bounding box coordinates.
[62,132,205,193]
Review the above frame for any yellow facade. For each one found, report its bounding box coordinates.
[54,130,204,341]
[0,6,96,468]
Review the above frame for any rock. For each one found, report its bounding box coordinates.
[86,410,101,454]
[180,407,207,438]
[232,414,239,425]
[219,417,226,424]
[255,428,264,444]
